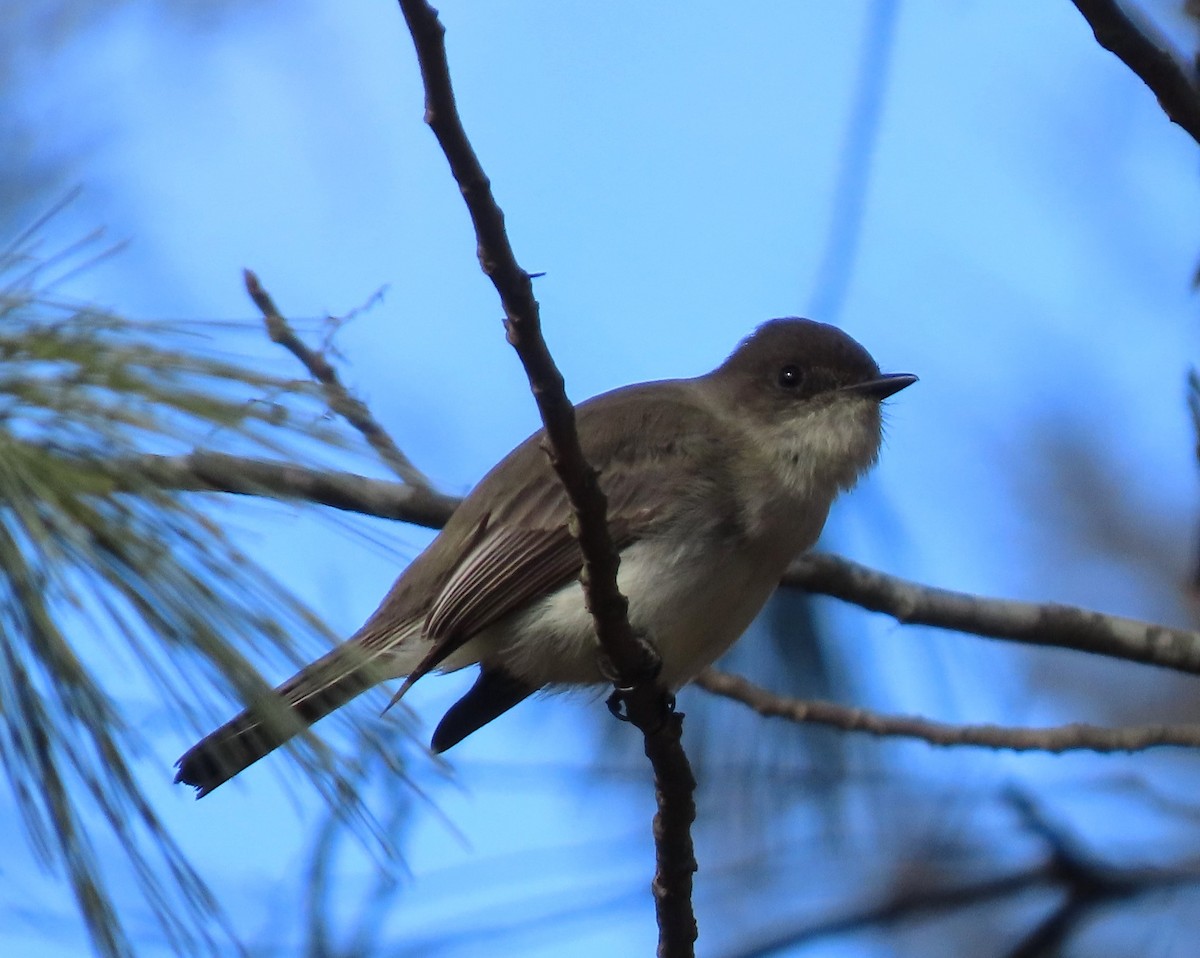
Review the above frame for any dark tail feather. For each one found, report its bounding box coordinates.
[175,646,387,797]
[431,668,534,753]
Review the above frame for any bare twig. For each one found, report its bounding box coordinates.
[105,450,458,527]
[395,2,696,952]
[696,669,1200,752]
[1069,0,1200,147]
[785,553,1200,676]
[243,269,435,490]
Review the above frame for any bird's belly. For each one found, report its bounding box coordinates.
[469,536,792,690]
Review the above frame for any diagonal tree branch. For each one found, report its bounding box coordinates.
[696,668,1200,752]
[1069,0,1200,147]
[104,451,459,527]
[395,1,696,953]
[784,553,1200,676]
[243,268,436,490]
[73,446,1200,687]
[75,442,1200,687]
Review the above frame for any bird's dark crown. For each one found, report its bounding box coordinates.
[712,317,881,402]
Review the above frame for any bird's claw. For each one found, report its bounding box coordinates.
[606,686,676,731]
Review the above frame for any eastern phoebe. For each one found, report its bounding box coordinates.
[177,318,915,795]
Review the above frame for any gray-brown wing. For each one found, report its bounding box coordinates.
[397,379,736,687]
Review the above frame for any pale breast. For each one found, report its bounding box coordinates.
[470,513,827,690]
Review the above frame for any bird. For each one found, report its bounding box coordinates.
[176,318,916,795]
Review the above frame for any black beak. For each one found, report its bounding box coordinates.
[840,373,918,400]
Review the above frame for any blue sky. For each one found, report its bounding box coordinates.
[8,2,1200,956]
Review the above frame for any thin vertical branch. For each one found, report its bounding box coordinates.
[644,714,698,954]
[394,2,698,953]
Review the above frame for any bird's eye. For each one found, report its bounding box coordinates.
[778,364,803,389]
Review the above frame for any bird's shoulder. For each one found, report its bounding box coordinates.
[576,378,735,472]
[464,378,736,529]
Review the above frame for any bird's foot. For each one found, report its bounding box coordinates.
[596,632,673,731]
[606,686,676,728]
